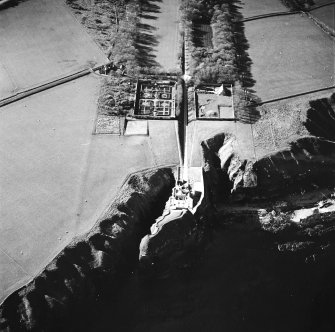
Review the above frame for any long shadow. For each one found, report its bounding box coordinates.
[230,0,261,124]
[304,94,335,141]
[0,0,27,10]
[231,0,256,91]
[139,0,162,16]
[135,0,163,69]
[192,21,212,48]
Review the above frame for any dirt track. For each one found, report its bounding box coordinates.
[0,0,107,100]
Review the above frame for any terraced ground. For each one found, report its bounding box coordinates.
[240,0,334,101]
[0,0,107,99]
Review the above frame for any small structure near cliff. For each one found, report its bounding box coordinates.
[139,167,205,265]
[195,83,235,119]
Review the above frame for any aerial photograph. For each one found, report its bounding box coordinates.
[0,0,334,331]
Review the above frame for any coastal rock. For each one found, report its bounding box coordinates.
[209,136,335,202]
[139,209,198,267]
[304,95,335,141]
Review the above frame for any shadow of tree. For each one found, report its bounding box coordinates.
[230,0,262,124]
[192,21,212,48]
[0,0,22,10]
[304,94,335,141]
[135,0,163,69]
[231,0,256,91]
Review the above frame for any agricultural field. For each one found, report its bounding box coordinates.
[253,90,335,155]
[240,0,288,17]
[0,0,106,99]
[313,0,334,5]
[310,3,335,30]
[187,121,257,167]
[0,76,101,302]
[0,75,179,303]
[243,13,334,101]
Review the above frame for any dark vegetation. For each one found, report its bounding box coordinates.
[280,0,315,10]
[181,0,238,85]
[0,168,175,331]
[180,0,260,123]
[304,93,335,141]
[67,0,177,117]
[180,0,254,88]
[97,75,136,116]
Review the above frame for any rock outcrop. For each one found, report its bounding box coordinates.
[0,167,175,331]
[201,94,335,203]
[304,94,335,141]
[203,135,335,202]
[139,209,199,268]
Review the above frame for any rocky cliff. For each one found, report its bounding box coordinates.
[0,167,175,331]
[201,94,335,203]
[203,135,335,203]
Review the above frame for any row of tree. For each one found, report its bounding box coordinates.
[280,0,315,10]
[181,1,238,85]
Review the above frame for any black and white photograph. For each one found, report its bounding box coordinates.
[0,0,335,331]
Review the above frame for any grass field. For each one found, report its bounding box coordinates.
[187,121,257,167]
[0,0,107,99]
[139,0,181,71]
[0,0,180,304]
[240,0,288,17]
[311,4,335,30]
[0,74,179,303]
[243,14,334,101]
[253,90,335,156]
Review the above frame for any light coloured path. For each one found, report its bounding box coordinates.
[139,0,180,71]
[241,0,334,101]
[0,0,107,100]
[0,76,179,303]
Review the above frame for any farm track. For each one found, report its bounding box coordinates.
[257,85,335,105]
[239,1,335,23]
[309,1,335,11]
[239,10,300,23]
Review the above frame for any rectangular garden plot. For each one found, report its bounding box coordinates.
[195,84,235,119]
[134,80,176,119]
